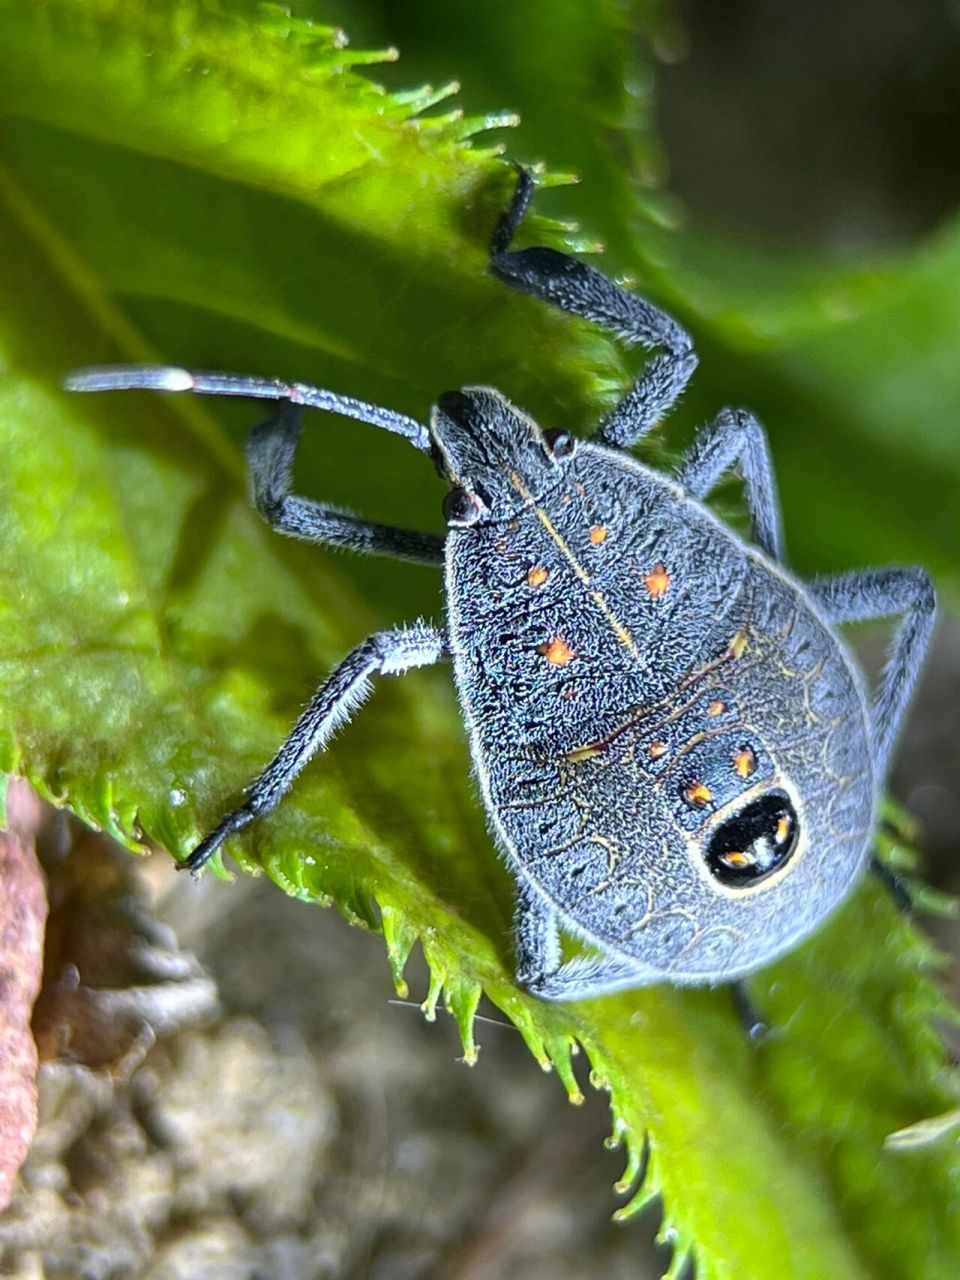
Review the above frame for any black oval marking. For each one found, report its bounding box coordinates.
[705,791,799,888]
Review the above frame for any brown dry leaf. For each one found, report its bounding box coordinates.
[31,825,219,1076]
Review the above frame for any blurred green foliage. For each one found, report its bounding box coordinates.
[1,2,959,1277]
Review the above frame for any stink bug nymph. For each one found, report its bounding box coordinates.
[66,170,935,1001]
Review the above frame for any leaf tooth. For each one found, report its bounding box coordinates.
[662,1239,696,1280]
[658,1219,697,1280]
[420,964,445,1024]
[613,1131,650,1198]
[614,1140,661,1219]
[320,47,401,71]
[589,1066,612,1092]
[380,902,418,999]
[255,6,346,49]
[261,843,305,897]
[399,80,462,114]
[904,881,958,920]
[528,168,581,190]
[329,887,380,931]
[65,773,138,850]
[445,977,483,1064]
[411,108,467,134]
[390,85,433,108]
[543,1032,584,1105]
[612,1182,659,1224]
[469,142,511,162]
[501,1001,552,1070]
[880,796,920,845]
[454,111,521,141]
[603,1113,630,1152]
[885,1105,960,1150]
[96,775,127,845]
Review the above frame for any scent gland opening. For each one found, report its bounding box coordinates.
[705,790,799,888]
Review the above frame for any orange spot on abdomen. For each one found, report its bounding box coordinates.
[683,781,713,807]
[644,562,670,599]
[539,637,576,666]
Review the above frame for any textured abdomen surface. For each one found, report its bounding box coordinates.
[447,444,875,981]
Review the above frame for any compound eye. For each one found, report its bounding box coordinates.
[706,791,799,888]
[442,487,483,526]
[542,428,577,459]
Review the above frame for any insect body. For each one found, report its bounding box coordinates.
[66,170,935,1000]
[445,411,874,994]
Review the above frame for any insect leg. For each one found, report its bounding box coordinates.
[249,405,444,565]
[514,880,659,1001]
[675,407,786,562]
[730,981,769,1040]
[806,567,935,779]
[65,364,432,453]
[490,168,697,450]
[870,855,913,912]
[513,878,563,983]
[181,623,446,874]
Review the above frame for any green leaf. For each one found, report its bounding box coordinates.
[1,3,959,1277]
[630,222,960,597]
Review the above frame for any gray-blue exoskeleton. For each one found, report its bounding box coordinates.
[65,169,935,1002]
